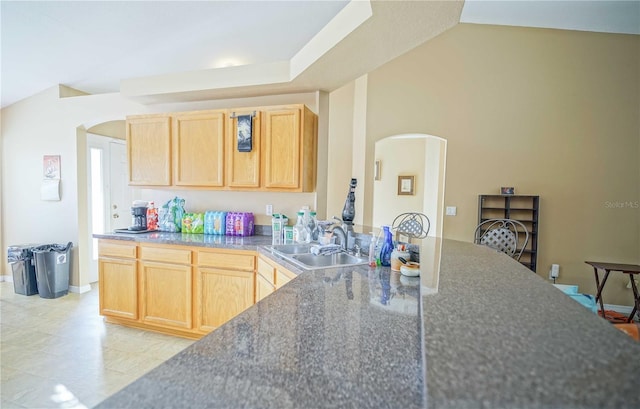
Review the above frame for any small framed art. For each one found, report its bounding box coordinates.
[398,175,415,196]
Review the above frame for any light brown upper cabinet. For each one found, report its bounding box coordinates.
[173,110,225,187]
[262,105,317,192]
[226,111,261,188]
[126,104,317,191]
[127,114,172,186]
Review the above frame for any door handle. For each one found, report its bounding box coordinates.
[113,214,119,219]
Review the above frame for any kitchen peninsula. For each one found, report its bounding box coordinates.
[94,233,640,408]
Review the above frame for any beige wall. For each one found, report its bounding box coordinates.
[327,81,356,221]
[373,137,425,227]
[363,24,639,305]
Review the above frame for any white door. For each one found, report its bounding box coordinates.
[108,141,133,231]
[87,135,135,283]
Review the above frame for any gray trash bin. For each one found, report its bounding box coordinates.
[7,244,41,296]
[33,242,72,299]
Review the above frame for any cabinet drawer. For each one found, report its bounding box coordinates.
[140,245,192,264]
[257,257,275,285]
[99,241,137,259]
[198,251,255,271]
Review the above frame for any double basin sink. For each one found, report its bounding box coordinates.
[268,244,368,270]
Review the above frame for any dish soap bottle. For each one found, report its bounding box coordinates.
[379,225,394,267]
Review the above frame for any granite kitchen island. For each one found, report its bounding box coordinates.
[94,236,640,409]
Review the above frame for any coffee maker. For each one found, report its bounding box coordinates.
[129,204,148,231]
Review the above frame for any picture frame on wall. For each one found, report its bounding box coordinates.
[43,155,61,179]
[398,175,415,195]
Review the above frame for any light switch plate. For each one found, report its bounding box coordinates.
[266,204,273,216]
[445,206,457,216]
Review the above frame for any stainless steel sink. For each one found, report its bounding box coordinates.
[269,244,313,254]
[269,244,368,270]
[290,253,368,269]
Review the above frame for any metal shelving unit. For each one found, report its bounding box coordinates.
[478,195,539,272]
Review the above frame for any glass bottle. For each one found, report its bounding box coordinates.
[307,211,318,241]
[379,225,394,267]
[341,178,357,225]
[293,211,310,244]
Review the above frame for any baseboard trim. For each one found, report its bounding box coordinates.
[69,284,92,294]
[3,276,91,294]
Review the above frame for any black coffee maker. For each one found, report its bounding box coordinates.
[129,205,148,231]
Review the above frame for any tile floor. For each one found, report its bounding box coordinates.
[0,281,194,408]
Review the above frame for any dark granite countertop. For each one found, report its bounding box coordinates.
[94,234,640,408]
[93,231,274,251]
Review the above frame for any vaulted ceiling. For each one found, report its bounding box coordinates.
[2,0,638,108]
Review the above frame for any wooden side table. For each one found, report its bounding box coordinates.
[585,261,640,323]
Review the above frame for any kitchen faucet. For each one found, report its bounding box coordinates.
[329,224,347,251]
[318,216,358,254]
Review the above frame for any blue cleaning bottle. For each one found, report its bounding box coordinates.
[379,225,393,267]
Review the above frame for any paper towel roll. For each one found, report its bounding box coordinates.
[41,179,60,201]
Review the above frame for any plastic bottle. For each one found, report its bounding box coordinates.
[293,211,310,243]
[307,211,318,241]
[368,232,377,267]
[379,225,394,267]
[146,201,158,231]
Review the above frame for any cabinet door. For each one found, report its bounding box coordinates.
[195,268,255,332]
[99,258,138,320]
[227,112,261,188]
[276,268,295,289]
[140,261,193,330]
[262,108,301,189]
[173,111,225,187]
[256,272,275,302]
[127,115,172,186]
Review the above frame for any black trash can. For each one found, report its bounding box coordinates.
[7,244,41,296]
[33,242,72,299]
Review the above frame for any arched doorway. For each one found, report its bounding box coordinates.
[372,134,446,237]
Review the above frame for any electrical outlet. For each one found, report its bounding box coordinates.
[266,204,273,216]
[549,264,560,280]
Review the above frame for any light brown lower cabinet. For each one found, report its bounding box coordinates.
[139,244,193,331]
[139,261,193,330]
[257,254,296,294]
[98,240,138,320]
[98,240,300,339]
[195,248,256,334]
[256,270,276,302]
